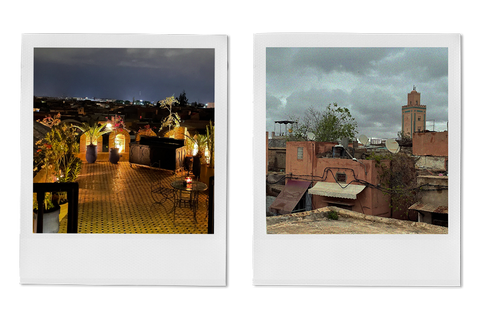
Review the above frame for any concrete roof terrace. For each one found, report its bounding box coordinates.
[267,206,448,234]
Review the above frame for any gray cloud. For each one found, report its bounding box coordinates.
[266,47,448,139]
[34,48,214,103]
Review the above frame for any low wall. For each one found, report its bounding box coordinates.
[416,155,447,171]
[76,152,129,162]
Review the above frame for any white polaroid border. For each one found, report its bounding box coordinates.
[254,33,460,286]
[20,34,227,285]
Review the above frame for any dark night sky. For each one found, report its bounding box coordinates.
[34,48,215,103]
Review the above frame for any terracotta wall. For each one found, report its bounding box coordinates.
[285,141,391,217]
[413,131,448,157]
[312,158,391,217]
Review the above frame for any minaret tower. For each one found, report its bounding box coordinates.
[401,85,427,137]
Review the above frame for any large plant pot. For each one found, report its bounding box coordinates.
[109,148,120,164]
[192,156,201,178]
[86,144,98,163]
[33,206,60,233]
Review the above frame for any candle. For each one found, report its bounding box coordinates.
[185,176,193,190]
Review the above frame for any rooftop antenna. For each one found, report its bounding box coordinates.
[386,138,400,154]
[306,132,315,141]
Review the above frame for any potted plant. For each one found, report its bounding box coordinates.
[34,114,83,231]
[183,133,208,178]
[76,121,112,163]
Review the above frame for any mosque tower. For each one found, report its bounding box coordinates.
[401,85,427,137]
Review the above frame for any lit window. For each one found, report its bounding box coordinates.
[297,147,303,160]
[115,134,125,153]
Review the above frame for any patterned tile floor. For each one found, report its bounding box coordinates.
[59,162,209,234]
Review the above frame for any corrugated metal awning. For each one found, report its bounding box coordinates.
[268,180,311,215]
[409,202,448,214]
[308,182,365,199]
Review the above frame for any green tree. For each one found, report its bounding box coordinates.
[289,103,358,142]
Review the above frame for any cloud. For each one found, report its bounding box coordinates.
[266,47,449,138]
[34,48,214,103]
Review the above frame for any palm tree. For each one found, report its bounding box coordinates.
[75,121,111,145]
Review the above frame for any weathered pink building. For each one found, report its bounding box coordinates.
[413,131,448,157]
[284,141,391,217]
[413,131,448,171]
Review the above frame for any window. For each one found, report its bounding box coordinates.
[115,134,125,153]
[336,172,347,183]
[418,116,421,121]
[297,147,303,160]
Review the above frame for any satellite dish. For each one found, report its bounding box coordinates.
[306,132,315,141]
[358,134,369,146]
[386,138,400,154]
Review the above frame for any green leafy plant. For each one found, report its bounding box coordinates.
[35,115,83,208]
[35,121,82,183]
[75,121,111,145]
[327,211,339,220]
[183,132,209,164]
[205,121,214,167]
[33,192,56,212]
[288,103,358,142]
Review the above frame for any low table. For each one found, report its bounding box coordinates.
[171,179,208,224]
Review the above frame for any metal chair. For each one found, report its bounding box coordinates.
[151,171,175,209]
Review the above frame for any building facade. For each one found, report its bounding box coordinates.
[269,141,392,217]
[402,86,426,137]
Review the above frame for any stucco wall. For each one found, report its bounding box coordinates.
[285,140,391,217]
[413,131,448,157]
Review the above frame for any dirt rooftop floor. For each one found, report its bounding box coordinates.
[267,206,448,234]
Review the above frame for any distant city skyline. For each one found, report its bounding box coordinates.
[34,48,215,104]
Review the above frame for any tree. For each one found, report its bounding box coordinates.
[176,90,189,107]
[289,103,358,142]
[158,95,180,134]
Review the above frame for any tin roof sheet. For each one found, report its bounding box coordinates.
[308,182,365,199]
[268,180,311,215]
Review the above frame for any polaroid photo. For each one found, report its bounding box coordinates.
[254,33,460,286]
[20,34,227,285]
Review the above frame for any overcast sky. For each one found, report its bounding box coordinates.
[34,48,215,104]
[266,47,448,139]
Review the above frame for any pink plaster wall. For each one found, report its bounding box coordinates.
[285,141,391,217]
[413,131,448,157]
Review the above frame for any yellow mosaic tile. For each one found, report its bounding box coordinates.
[59,162,209,234]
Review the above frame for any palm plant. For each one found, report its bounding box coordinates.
[205,121,214,167]
[75,121,111,145]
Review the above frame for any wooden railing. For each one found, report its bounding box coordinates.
[33,182,79,233]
